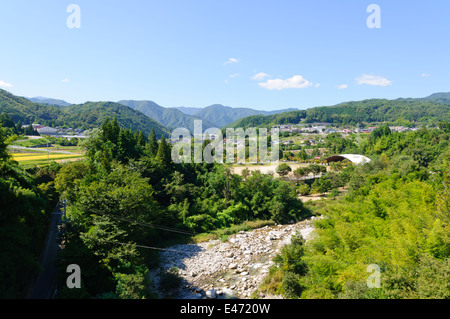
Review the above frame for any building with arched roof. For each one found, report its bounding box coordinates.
[325,154,371,165]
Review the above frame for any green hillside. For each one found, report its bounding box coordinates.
[422,92,450,106]
[0,89,170,137]
[118,100,216,132]
[27,97,72,107]
[62,101,170,137]
[229,96,450,128]
[0,89,64,124]
[192,104,272,127]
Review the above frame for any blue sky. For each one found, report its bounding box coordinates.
[0,1,449,111]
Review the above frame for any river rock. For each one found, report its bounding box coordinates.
[206,289,217,299]
[229,263,238,269]
[151,217,319,299]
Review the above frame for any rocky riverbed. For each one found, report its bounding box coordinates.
[149,217,318,299]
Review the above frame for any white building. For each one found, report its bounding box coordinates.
[36,126,58,135]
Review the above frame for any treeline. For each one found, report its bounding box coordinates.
[230,98,450,128]
[0,113,39,136]
[53,118,309,298]
[255,127,450,299]
[0,125,60,298]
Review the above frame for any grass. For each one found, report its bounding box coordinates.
[14,138,50,148]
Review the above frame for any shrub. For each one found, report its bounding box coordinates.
[281,272,304,298]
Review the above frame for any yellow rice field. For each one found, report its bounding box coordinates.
[12,152,84,162]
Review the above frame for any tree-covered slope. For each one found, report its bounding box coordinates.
[421,92,450,106]
[118,100,216,132]
[229,96,450,128]
[62,101,170,137]
[27,97,72,107]
[0,89,170,137]
[0,89,64,125]
[192,104,274,128]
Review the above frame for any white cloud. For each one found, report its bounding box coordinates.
[356,74,392,87]
[225,58,239,64]
[229,73,240,78]
[421,73,431,77]
[336,84,348,90]
[315,83,321,88]
[0,80,13,88]
[252,72,270,81]
[258,75,313,90]
[62,78,70,83]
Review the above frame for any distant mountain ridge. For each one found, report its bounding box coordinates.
[118,100,216,132]
[2,88,449,138]
[173,106,203,116]
[190,104,299,128]
[0,89,169,137]
[120,100,299,130]
[27,97,72,107]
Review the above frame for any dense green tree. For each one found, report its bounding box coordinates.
[276,163,292,177]
[0,128,57,297]
[146,129,159,157]
[156,135,172,165]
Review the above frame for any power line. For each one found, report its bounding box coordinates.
[89,210,194,235]
[104,239,198,254]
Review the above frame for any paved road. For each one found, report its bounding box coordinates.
[27,207,63,299]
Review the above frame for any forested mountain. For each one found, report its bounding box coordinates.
[118,100,216,132]
[230,95,450,128]
[0,89,169,137]
[0,89,64,125]
[27,97,72,107]
[61,102,169,137]
[173,106,203,116]
[3,87,450,138]
[192,104,299,128]
[120,100,299,129]
[421,92,450,106]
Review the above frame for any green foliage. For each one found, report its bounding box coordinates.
[298,183,310,195]
[0,130,57,297]
[0,126,10,161]
[254,128,450,299]
[114,272,149,299]
[257,232,307,298]
[276,163,292,176]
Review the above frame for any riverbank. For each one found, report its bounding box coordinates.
[149,217,318,299]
